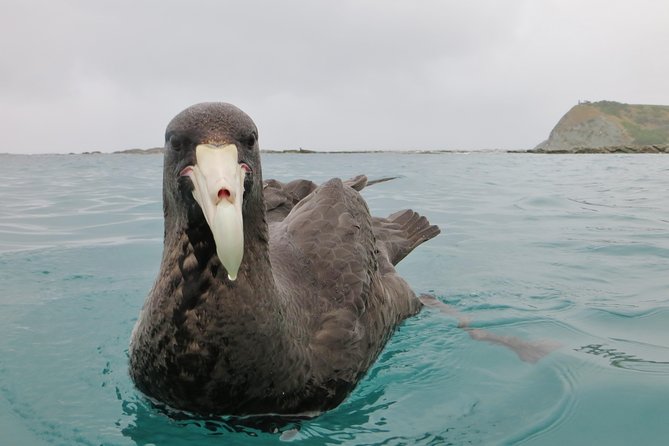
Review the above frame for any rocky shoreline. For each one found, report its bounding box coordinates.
[525,144,669,154]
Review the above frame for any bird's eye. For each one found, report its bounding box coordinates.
[246,132,257,148]
[170,135,184,151]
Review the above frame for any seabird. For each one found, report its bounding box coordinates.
[128,102,440,416]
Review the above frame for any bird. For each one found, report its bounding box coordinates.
[128,102,440,417]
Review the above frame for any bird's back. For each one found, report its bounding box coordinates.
[267,177,438,407]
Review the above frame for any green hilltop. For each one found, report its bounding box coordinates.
[534,101,669,152]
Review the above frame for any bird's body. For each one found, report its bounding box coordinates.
[129,103,440,416]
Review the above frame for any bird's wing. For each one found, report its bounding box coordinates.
[264,178,317,224]
[372,209,441,267]
[276,178,375,311]
[263,175,397,224]
[268,178,377,376]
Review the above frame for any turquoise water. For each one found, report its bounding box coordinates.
[1,153,668,445]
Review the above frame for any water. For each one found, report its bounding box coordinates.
[1,152,668,445]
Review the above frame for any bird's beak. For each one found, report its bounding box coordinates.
[181,144,245,281]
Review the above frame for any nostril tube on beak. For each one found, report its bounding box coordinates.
[218,187,231,202]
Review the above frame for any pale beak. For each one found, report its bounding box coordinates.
[181,144,245,281]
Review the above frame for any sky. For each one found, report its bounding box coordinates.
[2,0,668,154]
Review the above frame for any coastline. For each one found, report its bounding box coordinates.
[524,144,669,154]
[3,144,669,156]
[110,143,669,155]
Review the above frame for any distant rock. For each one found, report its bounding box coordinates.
[534,101,669,152]
[113,147,164,155]
[279,148,317,154]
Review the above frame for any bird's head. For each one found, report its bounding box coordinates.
[163,102,263,281]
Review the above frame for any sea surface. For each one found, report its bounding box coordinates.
[1,152,668,445]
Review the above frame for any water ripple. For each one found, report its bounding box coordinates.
[576,343,669,375]
[1,153,669,445]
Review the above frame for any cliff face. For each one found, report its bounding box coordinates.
[535,101,669,151]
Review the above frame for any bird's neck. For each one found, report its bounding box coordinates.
[179,201,278,314]
[134,194,312,413]
[164,203,309,388]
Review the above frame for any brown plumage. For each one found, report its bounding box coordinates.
[129,102,440,416]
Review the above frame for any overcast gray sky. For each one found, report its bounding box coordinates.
[2,0,668,154]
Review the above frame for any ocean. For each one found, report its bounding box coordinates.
[1,152,668,445]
